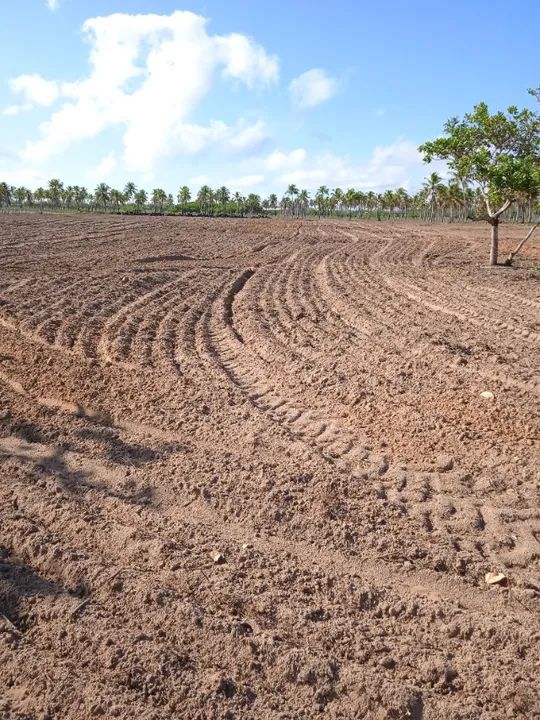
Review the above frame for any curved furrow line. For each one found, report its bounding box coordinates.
[381,272,540,345]
[108,286,185,366]
[28,277,107,343]
[463,283,540,324]
[1,276,80,331]
[198,269,375,474]
[128,283,198,369]
[96,278,180,365]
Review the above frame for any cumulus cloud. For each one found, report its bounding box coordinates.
[9,11,278,173]
[289,68,337,109]
[226,173,265,189]
[266,140,430,191]
[88,152,117,182]
[265,148,307,172]
[9,74,62,107]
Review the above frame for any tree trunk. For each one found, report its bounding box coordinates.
[489,219,499,266]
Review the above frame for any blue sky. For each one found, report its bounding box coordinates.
[0,0,538,196]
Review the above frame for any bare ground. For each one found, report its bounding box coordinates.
[0,214,539,719]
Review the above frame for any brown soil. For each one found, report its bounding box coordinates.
[0,214,539,719]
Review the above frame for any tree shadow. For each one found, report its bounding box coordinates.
[74,424,187,467]
[2,420,157,508]
[0,548,64,631]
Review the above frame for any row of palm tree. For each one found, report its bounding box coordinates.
[1,176,538,222]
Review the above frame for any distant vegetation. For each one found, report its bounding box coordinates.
[1,176,538,226]
[1,91,539,264]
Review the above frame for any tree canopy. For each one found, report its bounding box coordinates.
[419,100,540,264]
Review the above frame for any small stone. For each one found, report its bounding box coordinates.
[379,656,396,670]
[480,390,495,401]
[485,571,507,586]
[436,455,454,472]
[0,409,10,420]
[212,552,226,564]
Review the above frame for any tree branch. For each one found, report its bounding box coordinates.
[492,198,512,219]
[505,223,539,265]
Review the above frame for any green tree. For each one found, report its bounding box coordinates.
[34,187,46,211]
[151,188,167,213]
[267,193,278,215]
[123,182,137,203]
[110,189,125,210]
[134,189,147,211]
[197,185,213,215]
[0,182,12,206]
[420,100,540,265]
[47,178,63,207]
[94,183,110,210]
[215,185,230,212]
[177,186,191,214]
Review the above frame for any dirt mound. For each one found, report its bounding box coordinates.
[0,214,539,719]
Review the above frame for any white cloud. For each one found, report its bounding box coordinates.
[9,74,63,107]
[88,152,117,182]
[265,148,307,172]
[46,0,59,10]
[289,68,337,109]
[228,121,270,153]
[268,140,431,191]
[227,173,265,189]
[9,11,278,173]
[3,103,33,116]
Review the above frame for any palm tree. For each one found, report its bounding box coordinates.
[298,189,310,217]
[14,187,27,208]
[0,182,12,207]
[123,182,137,204]
[94,183,110,210]
[266,193,278,216]
[331,188,344,216]
[423,172,444,221]
[286,184,299,217]
[344,188,357,219]
[246,193,262,215]
[197,185,213,215]
[151,188,167,213]
[134,189,147,211]
[110,189,125,211]
[233,191,245,217]
[314,186,329,218]
[34,187,46,211]
[177,186,191,214]
[215,186,230,212]
[47,178,63,208]
[74,186,89,210]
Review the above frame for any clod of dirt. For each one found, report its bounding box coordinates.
[212,552,226,564]
[0,409,10,420]
[479,390,495,400]
[216,677,237,699]
[232,621,253,637]
[485,571,508,586]
[436,454,454,472]
[304,608,330,622]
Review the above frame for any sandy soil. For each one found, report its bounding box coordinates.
[0,214,539,719]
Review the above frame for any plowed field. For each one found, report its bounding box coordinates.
[0,214,539,719]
